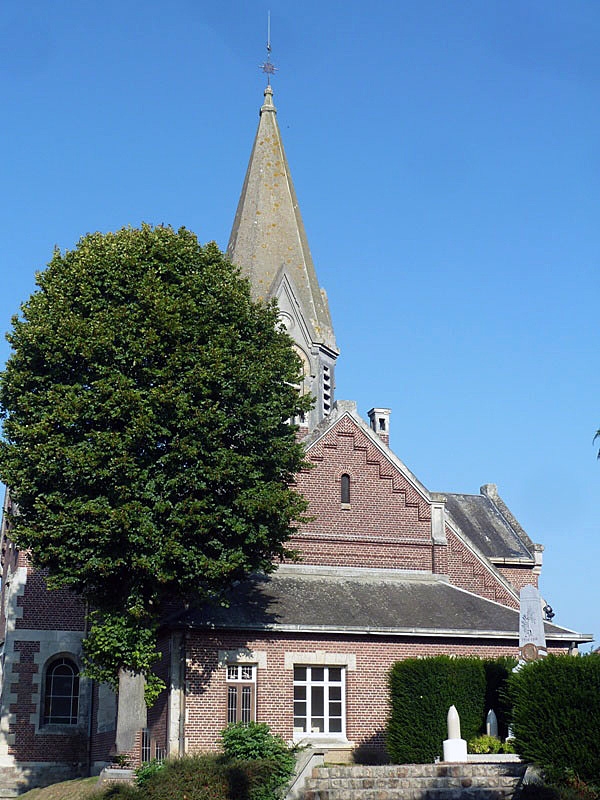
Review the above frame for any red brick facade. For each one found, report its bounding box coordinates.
[0,405,577,788]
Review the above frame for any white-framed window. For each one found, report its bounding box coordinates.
[226,663,257,725]
[293,665,345,737]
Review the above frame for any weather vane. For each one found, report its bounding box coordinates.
[260,11,278,84]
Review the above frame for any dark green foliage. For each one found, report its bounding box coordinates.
[102,785,141,799]
[101,754,285,800]
[518,785,564,800]
[0,225,312,694]
[135,758,165,787]
[221,722,296,799]
[519,776,599,800]
[483,656,517,740]
[386,655,486,763]
[133,755,230,800]
[508,654,600,784]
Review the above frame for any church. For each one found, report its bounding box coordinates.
[0,82,591,795]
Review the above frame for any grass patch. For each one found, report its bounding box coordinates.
[19,777,99,800]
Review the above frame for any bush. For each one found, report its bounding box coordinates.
[387,656,486,763]
[468,734,502,754]
[135,758,165,787]
[508,654,600,784]
[102,785,141,799]
[468,734,516,755]
[101,752,294,800]
[221,722,296,800]
[519,776,600,800]
[138,755,231,800]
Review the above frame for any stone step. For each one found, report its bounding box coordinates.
[304,793,516,800]
[302,763,525,800]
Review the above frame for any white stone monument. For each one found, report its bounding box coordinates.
[115,669,147,754]
[442,705,468,762]
[518,584,547,666]
[486,708,498,738]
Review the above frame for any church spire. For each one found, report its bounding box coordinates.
[227,85,338,428]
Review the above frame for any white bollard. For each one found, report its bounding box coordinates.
[443,705,468,762]
[486,709,498,738]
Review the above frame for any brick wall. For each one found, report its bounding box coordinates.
[16,565,86,631]
[185,630,547,754]
[294,418,434,572]
[8,640,88,766]
[496,565,539,591]
[446,529,518,609]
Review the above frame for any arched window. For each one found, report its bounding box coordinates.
[340,474,351,505]
[43,657,79,725]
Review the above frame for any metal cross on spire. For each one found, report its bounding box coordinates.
[259,11,278,84]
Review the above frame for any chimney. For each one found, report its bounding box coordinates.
[368,408,391,445]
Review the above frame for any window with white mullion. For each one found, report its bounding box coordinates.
[226,664,256,725]
[293,665,345,737]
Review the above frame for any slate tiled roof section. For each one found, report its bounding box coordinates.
[172,567,590,643]
[444,492,534,561]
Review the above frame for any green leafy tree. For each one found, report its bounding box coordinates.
[0,225,312,700]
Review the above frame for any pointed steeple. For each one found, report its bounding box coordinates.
[228,86,339,428]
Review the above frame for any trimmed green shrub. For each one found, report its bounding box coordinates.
[387,655,486,763]
[102,753,291,800]
[138,755,231,800]
[221,722,296,800]
[508,654,600,784]
[483,656,517,740]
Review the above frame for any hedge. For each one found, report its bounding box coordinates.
[483,656,517,740]
[508,654,600,784]
[387,655,486,763]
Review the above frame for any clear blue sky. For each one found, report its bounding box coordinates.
[2,1,599,645]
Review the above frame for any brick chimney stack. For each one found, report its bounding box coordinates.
[368,408,391,445]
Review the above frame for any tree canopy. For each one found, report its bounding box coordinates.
[0,225,312,699]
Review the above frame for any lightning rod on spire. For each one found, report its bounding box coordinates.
[260,10,278,85]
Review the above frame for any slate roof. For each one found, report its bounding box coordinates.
[227,85,337,353]
[170,567,590,643]
[444,492,533,561]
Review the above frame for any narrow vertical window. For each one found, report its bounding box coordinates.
[341,474,351,505]
[43,657,79,725]
[226,664,256,725]
[141,728,152,762]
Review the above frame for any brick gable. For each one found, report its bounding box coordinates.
[293,414,435,570]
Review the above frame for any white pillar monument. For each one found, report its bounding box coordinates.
[442,705,468,762]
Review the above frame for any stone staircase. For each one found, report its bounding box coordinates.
[303,762,527,800]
